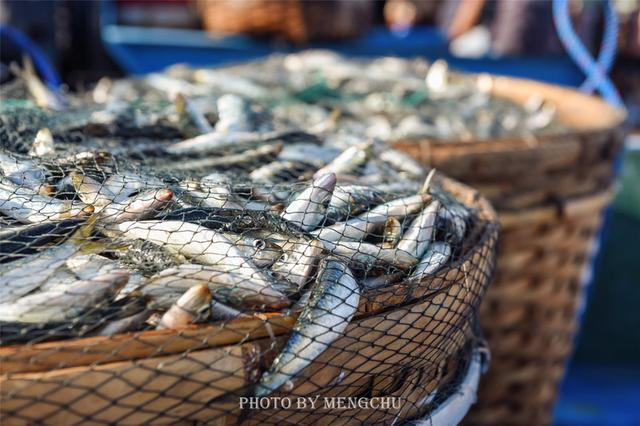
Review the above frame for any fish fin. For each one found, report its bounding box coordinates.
[22,55,36,78]
[77,241,112,254]
[174,92,186,115]
[420,168,437,194]
[68,172,84,190]
[68,215,103,248]
[80,238,130,255]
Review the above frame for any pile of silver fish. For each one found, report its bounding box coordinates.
[1,53,480,396]
[91,50,564,142]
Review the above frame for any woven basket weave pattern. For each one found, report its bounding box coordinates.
[393,76,626,425]
[466,190,612,425]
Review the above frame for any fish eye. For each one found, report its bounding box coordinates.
[253,239,266,250]
[279,253,288,263]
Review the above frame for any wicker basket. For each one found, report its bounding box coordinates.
[393,76,627,425]
[393,76,626,211]
[469,189,612,425]
[197,0,373,43]
[0,177,499,425]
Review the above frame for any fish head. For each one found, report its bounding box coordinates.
[271,239,324,290]
[249,238,283,268]
[111,188,173,221]
[314,173,337,194]
[157,188,174,202]
[177,284,213,315]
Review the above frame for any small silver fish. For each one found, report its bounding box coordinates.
[221,233,283,268]
[66,254,136,281]
[362,271,405,290]
[173,183,243,210]
[313,193,430,244]
[210,299,247,321]
[397,200,440,259]
[312,214,388,244]
[168,143,283,171]
[98,188,173,223]
[95,309,152,336]
[410,241,452,280]
[366,193,431,218]
[326,185,391,222]
[281,173,336,231]
[0,153,49,193]
[192,69,270,99]
[215,94,254,133]
[145,72,208,98]
[143,263,290,309]
[249,160,313,183]
[270,239,324,290]
[167,129,294,155]
[425,59,449,95]
[322,240,417,269]
[104,220,285,299]
[0,178,94,224]
[378,149,425,179]
[277,143,341,168]
[257,258,360,396]
[0,272,128,323]
[175,92,214,134]
[70,173,116,209]
[0,218,98,303]
[313,142,371,179]
[35,267,79,293]
[103,173,166,200]
[438,206,468,244]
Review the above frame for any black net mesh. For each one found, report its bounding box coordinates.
[0,55,498,425]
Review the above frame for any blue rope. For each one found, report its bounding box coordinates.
[552,0,623,108]
[0,24,62,89]
[581,0,618,93]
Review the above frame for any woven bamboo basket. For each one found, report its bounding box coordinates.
[0,177,499,425]
[197,0,373,43]
[393,76,627,425]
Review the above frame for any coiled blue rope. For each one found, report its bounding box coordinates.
[0,24,62,89]
[552,0,623,107]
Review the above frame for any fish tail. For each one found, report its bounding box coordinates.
[71,215,124,254]
[70,214,99,242]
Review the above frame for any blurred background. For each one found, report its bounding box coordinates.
[1,0,639,424]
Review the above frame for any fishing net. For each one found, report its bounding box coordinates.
[0,65,498,424]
